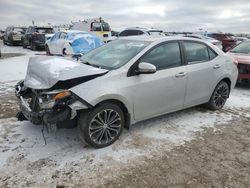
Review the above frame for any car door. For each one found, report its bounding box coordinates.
[182,41,222,107]
[129,41,187,121]
[56,32,67,54]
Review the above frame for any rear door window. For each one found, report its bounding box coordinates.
[183,41,210,64]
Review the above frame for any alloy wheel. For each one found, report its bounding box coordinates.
[89,109,122,145]
[213,83,229,108]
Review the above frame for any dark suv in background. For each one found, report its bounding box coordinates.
[207,33,237,52]
[22,26,54,50]
[3,26,26,45]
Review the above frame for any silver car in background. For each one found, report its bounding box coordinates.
[15,37,238,148]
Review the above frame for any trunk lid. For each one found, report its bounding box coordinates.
[24,56,108,89]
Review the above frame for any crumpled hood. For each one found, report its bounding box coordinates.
[24,56,108,89]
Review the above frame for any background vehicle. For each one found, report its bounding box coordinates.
[185,34,223,49]
[16,37,238,148]
[118,27,165,37]
[205,33,236,52]
[0,30,5,40]
[70,18,112,42]
[228,40,250,84]
[3,26,26,45]
[22,26,54,50]
[45,30,103,55]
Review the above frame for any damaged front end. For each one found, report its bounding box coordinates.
[15,80,90,129]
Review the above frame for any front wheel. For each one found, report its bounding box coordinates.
[78,103,124,148]
[206,81,230,110]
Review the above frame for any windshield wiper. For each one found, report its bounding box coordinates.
[82,61,101,68]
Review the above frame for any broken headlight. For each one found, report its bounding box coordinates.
[39,90,72,109]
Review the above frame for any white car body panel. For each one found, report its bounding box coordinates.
[22,36,238,125]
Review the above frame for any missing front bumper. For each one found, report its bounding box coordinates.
[18,95,71,125]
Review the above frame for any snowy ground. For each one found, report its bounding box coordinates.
[0,41,250,187]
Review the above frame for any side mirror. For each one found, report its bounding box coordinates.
[137,62,157,74]
[72,53,83,61]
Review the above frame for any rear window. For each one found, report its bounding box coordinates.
[13,28,25,33]
[92,22,102,31]
[148,31,164,36]
[102,22,110,31]
[35,28,53,34]
[119,30,144,36]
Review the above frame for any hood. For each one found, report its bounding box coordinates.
[228,53,250,65]
[24,56,108,89]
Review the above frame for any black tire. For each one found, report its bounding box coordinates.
[206,81,230,110]
[62,48,67,55]
[78,102,124,148]
[22,41,27,48]
[45,45,51,55]
[31,42,37,51]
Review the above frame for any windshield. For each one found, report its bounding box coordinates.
[80,39,150,70]
[13,28,26,33]
[35,28,53,34]
[230,41,250,54]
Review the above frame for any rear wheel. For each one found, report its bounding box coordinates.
[206,81,230,110]
[62,48,67,55]
[31,42,37,51]
[22,40,27,48]
[78,103,124,148]
[45,45,51,55]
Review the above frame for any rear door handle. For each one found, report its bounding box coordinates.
[213,64,221,69]
[175,72,186,78]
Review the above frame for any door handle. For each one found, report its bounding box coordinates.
[175,72,186,78]
[213,64,221,69]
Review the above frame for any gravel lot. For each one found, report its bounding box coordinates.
[0,41,249,188]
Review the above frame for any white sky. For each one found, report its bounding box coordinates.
[0,0,250,33]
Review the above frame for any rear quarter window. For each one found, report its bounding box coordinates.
[184,41,210,64]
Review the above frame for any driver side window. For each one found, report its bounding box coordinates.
[140,42,182,70]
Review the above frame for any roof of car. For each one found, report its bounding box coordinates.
[118,36,206,42]
[61,30,89,34]
[124,27,163,32]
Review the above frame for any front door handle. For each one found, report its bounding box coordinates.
[213,64,221,69]
[175,72,186,78]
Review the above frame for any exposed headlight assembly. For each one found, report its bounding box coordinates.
[39,90,72,109]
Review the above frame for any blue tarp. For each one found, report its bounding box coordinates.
[68,32,103,54]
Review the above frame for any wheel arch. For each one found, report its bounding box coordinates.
[221,77,231,90]
[93,98,131,129]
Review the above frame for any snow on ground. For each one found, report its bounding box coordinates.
[0,42,250,187]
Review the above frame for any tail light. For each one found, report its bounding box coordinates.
[233,59,238,66]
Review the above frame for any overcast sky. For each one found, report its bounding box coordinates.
[1,0,250,33]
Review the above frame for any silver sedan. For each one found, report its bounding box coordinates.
[16,36,238,148]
